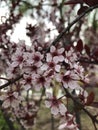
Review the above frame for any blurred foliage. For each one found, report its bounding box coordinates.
[0,110,10,130]
[19,1,33,14]
[92,9,98,31]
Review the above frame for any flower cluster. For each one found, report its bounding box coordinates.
[0,0,98,129]
[45,92,67,115]
[14,101,38,129]
[0,38,88,129]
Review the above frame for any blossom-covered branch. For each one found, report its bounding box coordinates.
[0,0,98,130]
[49,4,98,48]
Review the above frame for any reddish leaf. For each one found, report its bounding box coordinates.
[85,92,95,106]
[77,6,88,15]
[85,45,90,56]
[76,39,83,52]
[93,49,98,57]
[83,0,98,6]
[64,0,98,6]
[64,0,83,5]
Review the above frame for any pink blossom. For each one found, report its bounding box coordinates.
[26,51,43,66]
[73,63,84,77]
[22,63,41,75]
[21,74,33,90]
[41,53,61,72]
[77,89,88,104]
[0,91,22,108]
[32,73,51,90]
[65,48,77,67]
[50,45,64,63]
[6,63,21,79]
[45,92,67,115]
[73,63,89,83]
[11,49,24,68]
[14,101,38,129]
[57,71,80,89]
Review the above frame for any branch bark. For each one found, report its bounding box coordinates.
[0,75,23,89]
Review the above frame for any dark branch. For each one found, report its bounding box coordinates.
[0,75,23,90]
[63,87,98,124]
[79,59,98,65]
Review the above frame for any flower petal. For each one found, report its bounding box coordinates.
[51,106,59,115]
[59,103,67,115]
[45,101,51,108]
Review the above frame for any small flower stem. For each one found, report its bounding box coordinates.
[51,114,55,130]
[58,94,66,100]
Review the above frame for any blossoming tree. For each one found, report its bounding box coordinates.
[0,0,98,130]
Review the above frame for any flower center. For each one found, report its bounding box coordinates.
[17,56,23,62]
[26,77,32,83]
[63,75,70,82]
[38,76,45,84]
[34,55,40,62]
[52,98,58,106]
[48,62,55,68]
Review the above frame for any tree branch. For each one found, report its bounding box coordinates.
[0,75,23,90]
[46,4,98,52]
[79,59,98,65]
[63,87,98,125]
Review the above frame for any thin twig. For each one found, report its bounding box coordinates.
[0,77,10,81]
[38,88,45,108]
[51,114,55,130]
[92,120,97,130]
